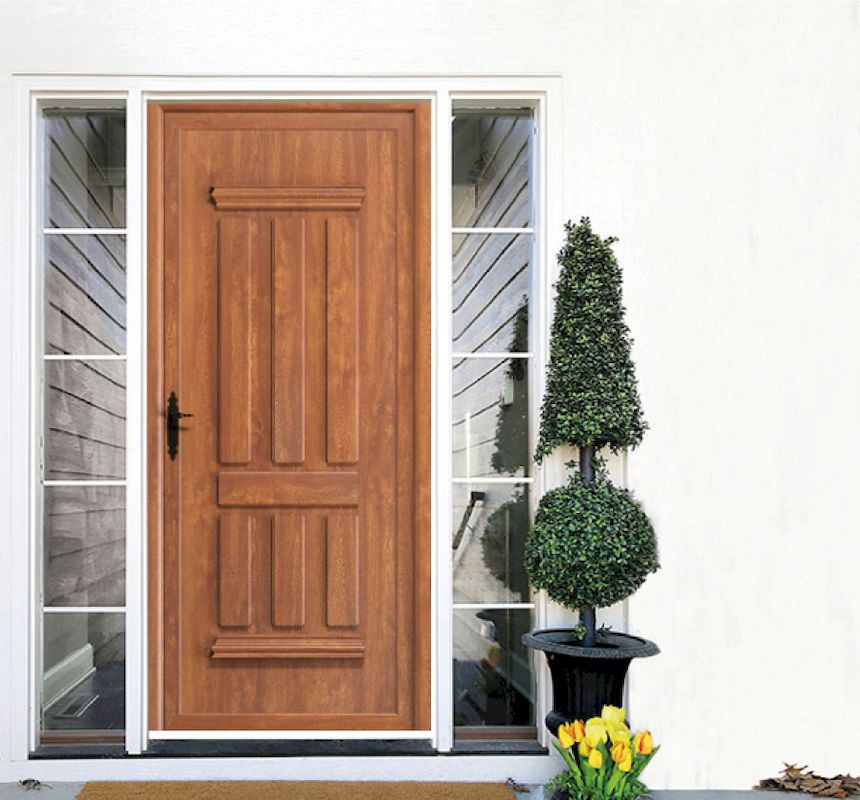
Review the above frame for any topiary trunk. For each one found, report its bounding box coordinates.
[579,445,597,646]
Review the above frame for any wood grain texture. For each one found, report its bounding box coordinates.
[272,217,306,464]
[149,103,430,731]
[211,186,364,210]
[412,102,433,729]
[325,513,359,628]
[325,217,359,464]
[218,472,358,507]
[211,635,364,660]
[218,515,252,627]
[218,217,254,464]
[272,514,306,628]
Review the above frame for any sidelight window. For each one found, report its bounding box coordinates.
[450,107,537,740]
[38,105,128,745]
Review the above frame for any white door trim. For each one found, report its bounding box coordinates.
[7,73,564,773]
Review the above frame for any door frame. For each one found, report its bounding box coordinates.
[8,74,563,772]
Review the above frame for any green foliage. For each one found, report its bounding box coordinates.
[548,769,651,800]
[535,218,646,461]
[524,469,659,612]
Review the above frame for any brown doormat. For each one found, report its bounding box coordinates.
[77,782,518,800]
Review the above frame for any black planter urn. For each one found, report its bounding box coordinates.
[522,629,659,733]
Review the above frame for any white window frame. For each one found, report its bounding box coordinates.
[8,74,563,781]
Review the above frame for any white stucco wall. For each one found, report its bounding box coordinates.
[1,0,858,789]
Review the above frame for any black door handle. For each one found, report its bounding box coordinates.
[167,391,193,460]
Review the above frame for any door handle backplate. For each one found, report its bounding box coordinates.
[167,391,193,460]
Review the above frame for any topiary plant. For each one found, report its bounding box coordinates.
[525,465,658,612]
[526,218,658,647]
[535,218,646,461]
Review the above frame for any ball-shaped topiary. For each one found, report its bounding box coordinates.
[535,218,646,461]
[525,471,659,612]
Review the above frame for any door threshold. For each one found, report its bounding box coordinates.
[144,738,437,758]
[149,730,433,740]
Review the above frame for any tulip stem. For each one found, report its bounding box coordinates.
[579,444,597,647]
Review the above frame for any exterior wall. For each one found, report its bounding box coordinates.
[1,0,858,789]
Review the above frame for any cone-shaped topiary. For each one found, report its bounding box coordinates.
[527,218,657,648]
[535,218,646,462]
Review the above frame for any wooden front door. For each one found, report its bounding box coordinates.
[147,104,430,731]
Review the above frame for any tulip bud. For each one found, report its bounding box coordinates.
[558,723,576,749]
[585,717,608,747]
[610,740,629,764]
[607,721,631,743]
[633,730,654,756]
[588,748,603,769]
[601,705,626,726]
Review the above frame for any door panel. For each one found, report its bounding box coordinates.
[148,104,430,731]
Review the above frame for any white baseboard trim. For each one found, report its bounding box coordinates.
[42,643,95,710]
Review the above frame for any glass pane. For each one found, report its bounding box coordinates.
[452,112,532,228]
[44,486,125,608]
[453,607,535,728]
[453,233,530,353]
[453,483,530,604]
[42,613,125,734]
[44,109,126,229]
[45,234,126,355]
[453,357,530,478]
[44,360,126,481]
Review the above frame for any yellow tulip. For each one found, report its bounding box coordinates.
[588,748,603,769]
[601,705,626,726]
[578,738,591,757]
[618,751,633,772]
[585,717,608,747]
[558,723,576,749]
[633,730,654,756]
[572,719,586,742]
[607,721,631,743]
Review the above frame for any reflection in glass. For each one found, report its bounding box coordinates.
[452,233,530,354]
[44,486,125,608]
[44,360,126,481]
[452,112,532,229]
[44,234,126,355]
[453,357,529,478]
[453,483,530,604]
[42,613,125,734]
[44,109,126,229]
[453,608,534,728]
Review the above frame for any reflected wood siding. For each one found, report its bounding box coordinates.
[451,115,531,479]
[44,112,127,614]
